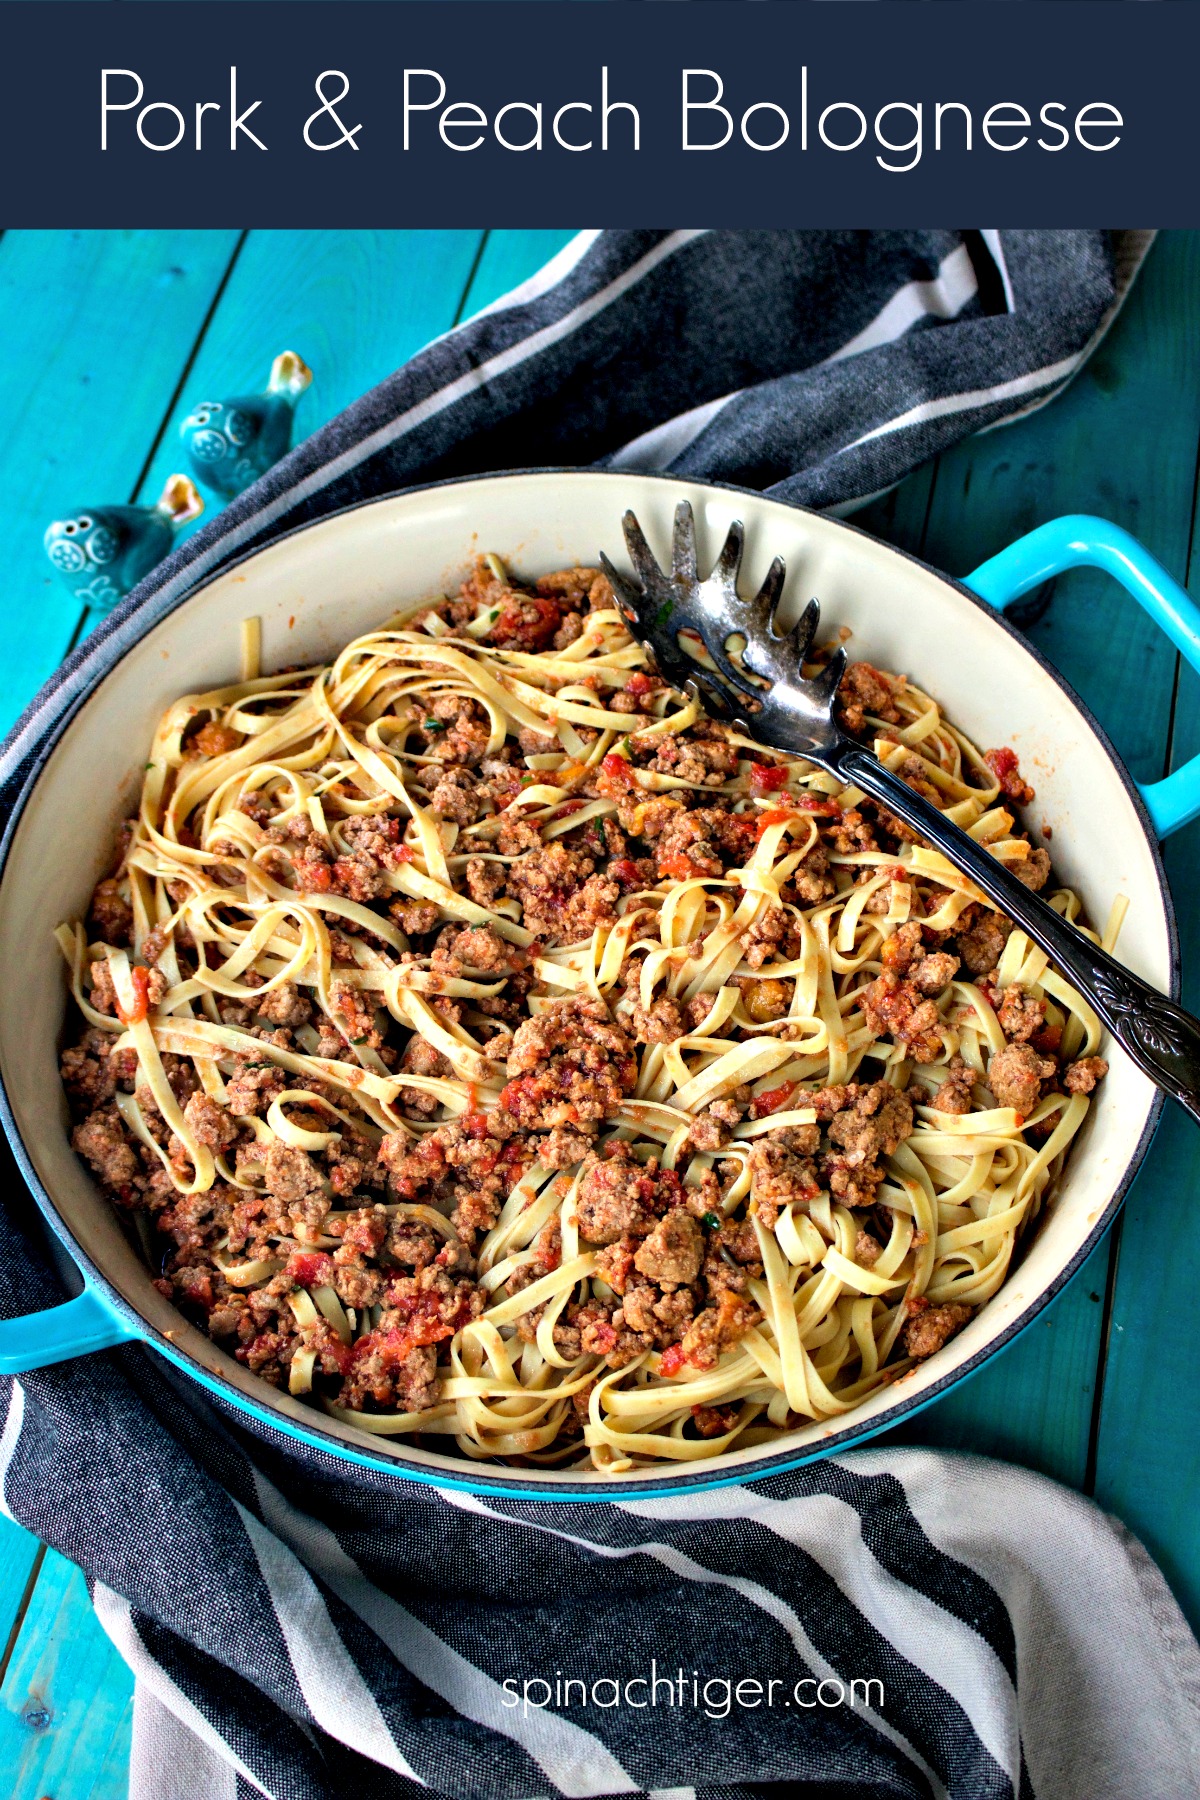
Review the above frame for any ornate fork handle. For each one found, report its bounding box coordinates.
[834,744,1200,1125]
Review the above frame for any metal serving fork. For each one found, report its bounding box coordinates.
[600,502,1200,1127]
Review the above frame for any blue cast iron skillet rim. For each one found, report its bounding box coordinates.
[0,467,1175,1500]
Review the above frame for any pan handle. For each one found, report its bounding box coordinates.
[0,1285,140,1375]
[964,514,1200,839]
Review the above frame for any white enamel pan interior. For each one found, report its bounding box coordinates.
[0,470,1171,1497]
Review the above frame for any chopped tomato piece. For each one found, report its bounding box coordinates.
[600,752,637,788]
[609,857,641,886]
[749,761,790,794]
[658,851,707,880]
[115,965,150,1025]
[658,1344,689,1377]
[796,793,842,815]
[748,1080,797,1120]
[754,809,795,839]
[286,1251,335,1288]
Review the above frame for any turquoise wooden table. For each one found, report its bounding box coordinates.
[0,228,1198,1798]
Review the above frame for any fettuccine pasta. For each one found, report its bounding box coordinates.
[57,551,1114,1473]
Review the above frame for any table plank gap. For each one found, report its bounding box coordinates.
[0,1537,45,1689]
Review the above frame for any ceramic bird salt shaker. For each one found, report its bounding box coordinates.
[44,475,204,612]
[180,350,313,500]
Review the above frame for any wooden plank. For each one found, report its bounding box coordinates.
[1091,554,1200,1630]
[0,1521,43,1672]
[870,231,1200,1486]
[0,229,241,733]
[460,228,579,316]
[133,229,488,559]
[0,1549,133,1800]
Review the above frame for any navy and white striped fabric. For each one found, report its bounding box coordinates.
[3,228,1197,1800]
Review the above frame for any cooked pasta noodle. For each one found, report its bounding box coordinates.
[57,551,1115,1472]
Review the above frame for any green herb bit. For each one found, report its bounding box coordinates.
[423,717,445,732]
[701,1211,722,1231]
[655,601,673,626]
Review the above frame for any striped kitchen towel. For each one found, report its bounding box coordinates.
[3,228,1197,1800]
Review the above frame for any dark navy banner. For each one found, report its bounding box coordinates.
[0,1,1191,225]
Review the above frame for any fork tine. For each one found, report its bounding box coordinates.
[621,509,668,595]
[791,596,822,662]
[671,500,699,590]
[598,551,643,626]
[711,519,745,591]
[753,554,787,636]
[814,643,848,696]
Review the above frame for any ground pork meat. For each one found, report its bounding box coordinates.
[448,925,512,973]
[855,1229,883,1268]
[740,902,803,970]
[428,766,482,825]
[678,1289,760,1371]
[1013,847,1052,891]
[782,843,837,905]
[331,980,383,1050]
[881,924,960,996]
[60,1031,133,1111]
[183,1091,240,1152]
[633,1210,703,1286]
[261,1141,322,1204]
[819,1081,914,1207]
[904,1299,973,1360]
[1064,1055,1109,1095]
[955,906,1012,976]
[576,1143,680,1244]
[996,984,1047,1044]
[256,980,312,1028]
[87,876,133,946]
[399,1034,454,1114]
[654,805,752,880]
[225,1060,288,1116]
[86,957,119,1016]
[422,692,490,766]
[932,1055,977,1115]
[691,1403,741,1439]
[537,566,614,614]
[464,856,508,909]
[826,807,878,854]
[339,1340,439,1413]
[534,1124,594,1169]
[501,994,637,1130]
[686,1101,740,1153]
[505,841,619,945]
[72,1106,138,1189]
[988,1042,1056,1114]
[619,1282,695,1349]
[860,970,944,1063]
[649,730,739,786]
[390,897,441,936]
[628,994,685,1045]
[748,1125,821,1227]
[837,661,905,734]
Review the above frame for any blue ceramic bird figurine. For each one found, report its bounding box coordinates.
[44,475,203,612]
[180,351,313,500]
